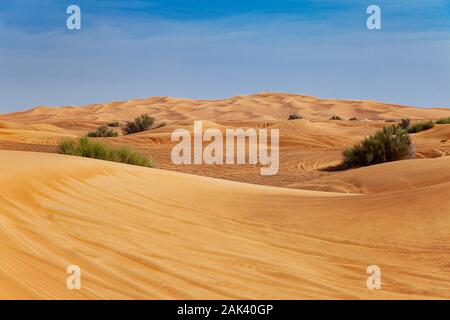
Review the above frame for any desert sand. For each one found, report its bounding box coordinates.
[0,93,449,299]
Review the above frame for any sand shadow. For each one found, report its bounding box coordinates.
[319,163,351,172]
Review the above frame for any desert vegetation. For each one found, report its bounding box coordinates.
[343,126,413,168]
[349,116,358,121]
[288,113,303,120]
[58,137,152,167]
[87,124,118,137]
[330,115,343,120]
[407,120,434,133]
[399,118,411,130]
[108,121,121,127]
[122,114,155,135]
[436,117,450,124]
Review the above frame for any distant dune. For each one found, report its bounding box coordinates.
[1,93,449,188]
[2,93,450,127]
[0,93,449,299]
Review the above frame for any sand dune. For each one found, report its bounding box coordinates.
[2,92,447,173]
[0,129,74,145]
[0,150,449,299]
[288,156,450,194]
[2,93,450,126]
[0,120,75,145]
[0,93,448,190]
[0,93,450,300]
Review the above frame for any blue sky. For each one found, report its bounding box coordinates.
[0,0,449,112]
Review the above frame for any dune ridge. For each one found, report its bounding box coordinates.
[2,93,450,126]
[1,93,449,190]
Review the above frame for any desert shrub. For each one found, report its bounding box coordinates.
[407,120,434,134]
[385,119,396,123]
[349,116,358,121]
[330,115,343,120]
[108,121,121,127]
[87,125,118,138]
[343,126,413,167]
[122,114,155,135]
[288,113,302,120]
[399,118,411,130]
[436,117,450,124]
[58,138,77,155]
[58,137,152,167]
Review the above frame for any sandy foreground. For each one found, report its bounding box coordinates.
[0,93,449,299]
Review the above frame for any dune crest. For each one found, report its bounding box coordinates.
[2,93,450,126]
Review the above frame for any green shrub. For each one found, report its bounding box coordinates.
[330,115,343,120]
[343,126,413,167]
[407,120,434,133]
[436,117,450,124]
[288,113,302,120]
[58,137,153,167]
[349,116,358,121]
[108,121,121,127]
[122,114,155,135]
[87,125,118,138]
[399,118,411,130]
[58,138,77,155]
[385,119,396,123]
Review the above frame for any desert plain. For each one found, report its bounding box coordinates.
[0,92,449,299]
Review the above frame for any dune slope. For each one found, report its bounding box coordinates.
[289,156,450,194]
[0,151,449,299]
